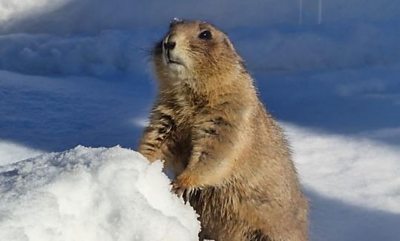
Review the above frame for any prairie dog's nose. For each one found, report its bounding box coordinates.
[164,41,176,50]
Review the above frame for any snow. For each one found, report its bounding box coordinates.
[285,124,400,213]
[0,146,200,241]
[0,141,43,166]
[0,31,151,77]
[1,0,399,33]
[0,0,69,23]
[0,0,400,240]
[0,24,398,78]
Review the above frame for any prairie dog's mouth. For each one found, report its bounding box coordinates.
[164,50,183,65]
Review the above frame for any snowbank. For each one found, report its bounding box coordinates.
[0,31,151,77]
[0,0,70,24]
[282,124,400,241]
[0,146,200,241]
[0,24,398,78]
[1,0,399,34]
[284,123,400,214]
[0,1,399,78]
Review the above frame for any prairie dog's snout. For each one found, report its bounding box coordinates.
[162,31,185,67]
[163,32,177,52]
[163,18,183,52]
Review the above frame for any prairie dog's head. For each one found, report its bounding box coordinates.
[153,19,244,87]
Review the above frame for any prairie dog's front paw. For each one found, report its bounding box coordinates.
[172,173,198,202]
[172,181,186,197]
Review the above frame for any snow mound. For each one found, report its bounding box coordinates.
[0,146,200,241]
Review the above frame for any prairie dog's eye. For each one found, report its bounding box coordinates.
[198,30,212,40]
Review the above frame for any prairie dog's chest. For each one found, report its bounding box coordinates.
[166,88,208,132]
[172,103,198,130]
[169,95,204,129]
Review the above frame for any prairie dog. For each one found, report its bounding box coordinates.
[138,19,308,241]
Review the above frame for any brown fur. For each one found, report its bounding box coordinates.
[138,20,308,241]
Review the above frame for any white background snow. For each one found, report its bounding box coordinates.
[0,1,399,240]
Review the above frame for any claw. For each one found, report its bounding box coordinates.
[185,188,191,202]
[171,174,199,203]
[172,181,194,204]
[172,181,185,198]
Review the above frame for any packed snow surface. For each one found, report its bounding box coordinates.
[286,124,400,214]
[284,124,400,241]
[0,146,200,241]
